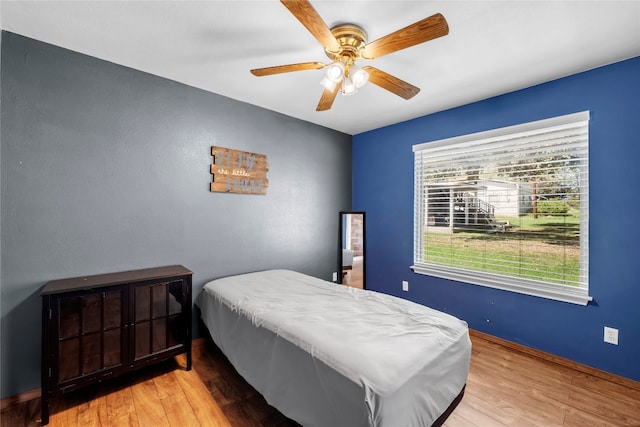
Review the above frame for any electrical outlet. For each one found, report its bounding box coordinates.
[402,281,409,292]
[332,272,338,282]
[604,326,619,345]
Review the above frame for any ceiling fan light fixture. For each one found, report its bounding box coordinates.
[320,76,337,91]
[350,66,369,89]
[325,61,345,83]
[341,76,357,96]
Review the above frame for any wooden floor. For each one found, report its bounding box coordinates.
[447,335,640,427]
[3,332,640,426]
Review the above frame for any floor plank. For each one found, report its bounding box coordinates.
[173,365,231,427]
[160,387,200,427]
[104,386,138,427]
[130,377,171,427]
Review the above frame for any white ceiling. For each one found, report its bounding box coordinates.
[2,1,639,135]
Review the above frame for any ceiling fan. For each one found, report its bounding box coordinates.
[250,0,449,111]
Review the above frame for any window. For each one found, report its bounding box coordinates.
[412,112,591,305]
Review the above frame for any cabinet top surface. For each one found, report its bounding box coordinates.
[41,265,192,295]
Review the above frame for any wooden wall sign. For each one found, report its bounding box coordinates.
[210,146,269,195]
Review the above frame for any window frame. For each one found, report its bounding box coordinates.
[412,111,591,305]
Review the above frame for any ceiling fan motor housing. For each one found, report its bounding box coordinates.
[325,24,368,63]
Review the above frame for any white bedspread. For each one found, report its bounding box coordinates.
[199,269,471,426]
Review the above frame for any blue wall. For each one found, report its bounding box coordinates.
[353,57,640,381]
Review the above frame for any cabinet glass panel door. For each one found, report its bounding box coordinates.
[133,280,186,361]
[57,289,124,383]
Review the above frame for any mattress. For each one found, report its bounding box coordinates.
[197,269,471,427]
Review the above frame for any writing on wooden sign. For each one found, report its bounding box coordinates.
[210,146,269,195]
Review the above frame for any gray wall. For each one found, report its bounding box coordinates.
[0,32,352,398]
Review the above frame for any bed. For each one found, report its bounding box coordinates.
[197,269,471,427]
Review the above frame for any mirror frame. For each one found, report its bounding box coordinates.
[338,211,366,289]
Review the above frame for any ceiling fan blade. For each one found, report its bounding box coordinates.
[280,0,341,52]
[316,84,340,111]
[362,66,420,99]
[251,62,325,76]
[360,13,448,60]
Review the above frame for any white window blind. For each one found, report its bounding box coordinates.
[412,112,591,305]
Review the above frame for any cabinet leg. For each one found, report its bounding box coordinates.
[41,395,49,426]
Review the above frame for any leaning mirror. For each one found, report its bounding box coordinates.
[338,211,365,289]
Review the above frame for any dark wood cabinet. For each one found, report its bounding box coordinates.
[41,265,192,425]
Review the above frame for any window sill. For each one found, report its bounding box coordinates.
[411,263,592,306]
